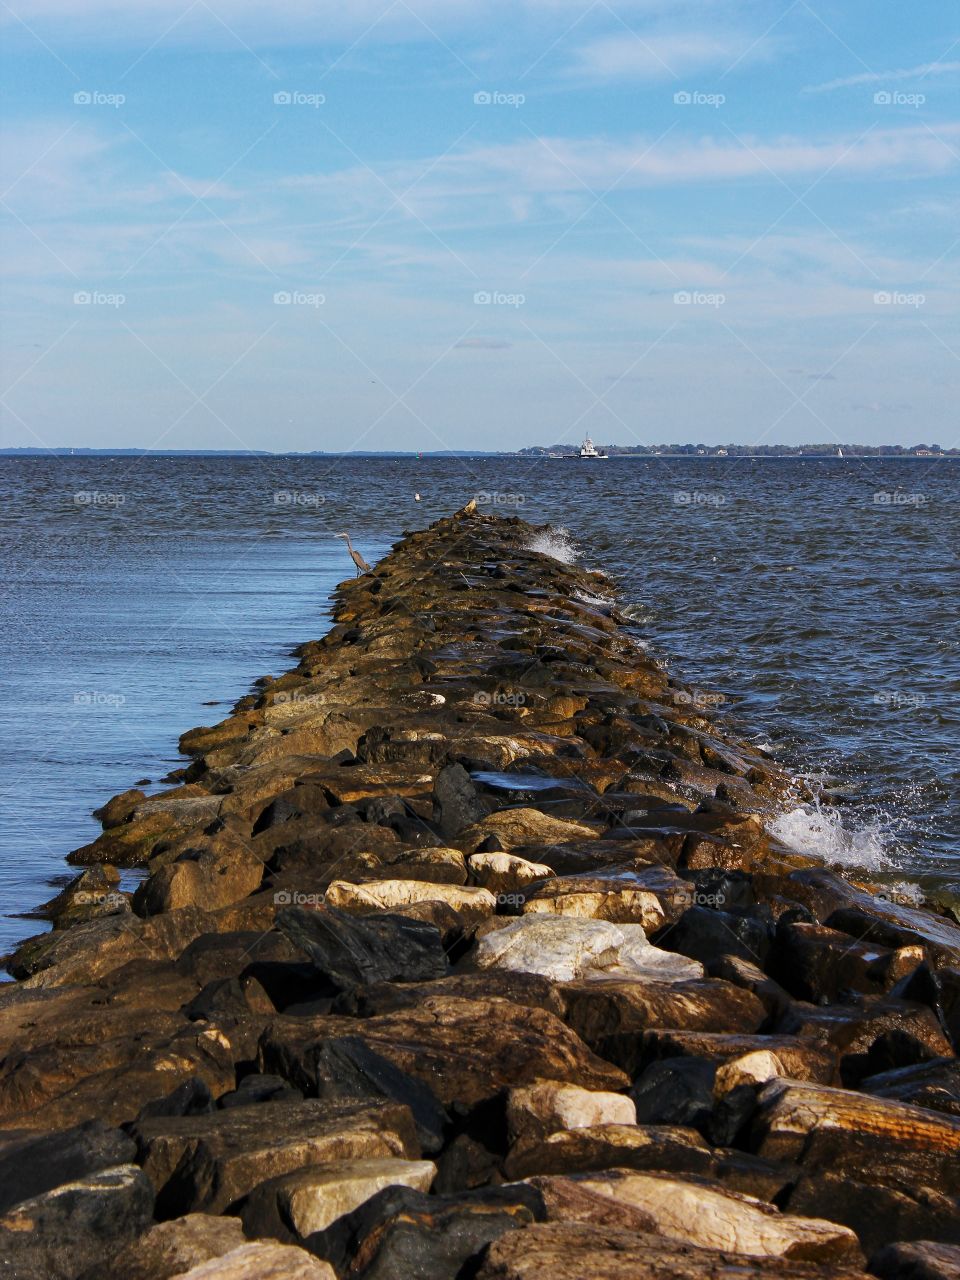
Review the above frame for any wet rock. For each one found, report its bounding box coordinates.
[132,1098,419,1216]
[869,1240,960,1279]
[275,904,447,988]
[506,1081,636,1146]
[239,1156,436,1239]
[94,788,148,828]
[475,1220,870,1279]
[325,877,496,925]
[751,1079,960,1195]
[167,1242,336,1278]
[473,915,703,983]
[260,996,627,1111]
[0,1163,154,1280]
[82,1213,247,1280]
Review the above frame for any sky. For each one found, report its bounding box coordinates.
[1,0,958,452]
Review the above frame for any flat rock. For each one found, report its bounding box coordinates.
[538,1169,861,1263]
[860,1057,960,1117]
[751,1079,960,1195]
[260,995,627,1110]
[325,878,496,925]
[522,866,692,931]
[275,904,447,988]
[132,1098,419,1216]
[458,807,602,852]
[503,1122,716,1180]
[240,1156,436,1238]
[468,851,555,897]
[473,915,703,983]
[475,1221,870,1279]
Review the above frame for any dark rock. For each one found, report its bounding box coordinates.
[0,1118,136,1214]
[77,1212,247,1280]
[435,763,489,836]
[630,1057,716,1131]
[0,1164,154,1280]
[766,920,920,1003]
[136,1076,215,1120]
[860,1057,960,1118]
[275,904,447,989]
[869,1240,960,1279]
[216,1072,302,1109]
[305,1184,544,1280]
[786,1173,960,1257]
[652,904,773,966]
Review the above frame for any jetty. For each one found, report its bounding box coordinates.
[2,503,959,1279]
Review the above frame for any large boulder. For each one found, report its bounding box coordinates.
[131,1098,419,1216]
[275,905,447,988]
[82,1214,247,1280]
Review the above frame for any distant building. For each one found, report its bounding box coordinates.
[715,448,728,456]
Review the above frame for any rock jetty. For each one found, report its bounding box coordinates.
[3,503,960,1279]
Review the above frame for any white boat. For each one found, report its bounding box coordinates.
[567,435,608,459]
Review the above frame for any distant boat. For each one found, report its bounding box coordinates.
[567,435,608,459]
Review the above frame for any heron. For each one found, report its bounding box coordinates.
[335,531,372,577]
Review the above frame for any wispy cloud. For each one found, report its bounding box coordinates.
[570,31,759,81]
[806,60,960,93]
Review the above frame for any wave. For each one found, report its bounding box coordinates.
[527,526,578,564]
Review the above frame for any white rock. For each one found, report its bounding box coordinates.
[473,916,702,983]
[275,1158,437,1236]
[325,879,496,925]
[467,852,555,896]
[507,1082,636,1146]
[170,1241,336,1279]
[570,1170,861,1261]
[715,1050,787,1096]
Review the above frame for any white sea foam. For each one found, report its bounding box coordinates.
[527,526,578,563]
[767,798,896,874]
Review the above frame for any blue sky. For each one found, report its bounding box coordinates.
[1,1,958,451]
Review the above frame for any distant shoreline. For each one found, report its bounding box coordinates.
[1,448,957,460]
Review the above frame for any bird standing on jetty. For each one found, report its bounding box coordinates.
[335,531,372,577]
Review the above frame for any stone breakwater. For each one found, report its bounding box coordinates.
[2,504,960,1280]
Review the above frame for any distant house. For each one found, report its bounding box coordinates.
[915,449,938,456]
[715,448,728,456]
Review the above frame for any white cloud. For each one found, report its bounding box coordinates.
[571,31,758,81]
[806,60,960,93]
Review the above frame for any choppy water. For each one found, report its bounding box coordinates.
[0,455,957,955]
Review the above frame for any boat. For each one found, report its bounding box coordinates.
[567,435,608,459]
